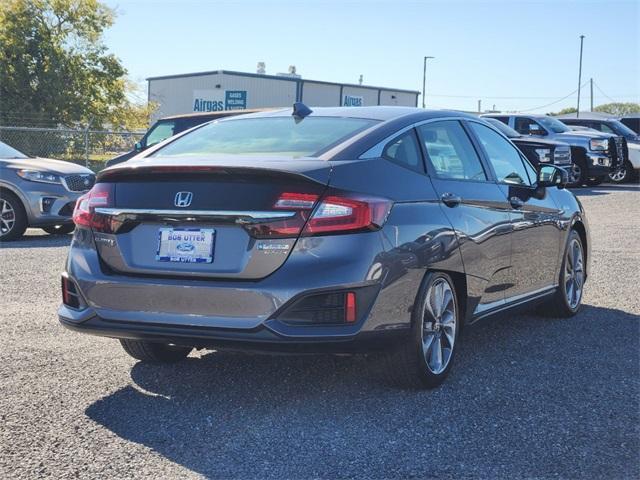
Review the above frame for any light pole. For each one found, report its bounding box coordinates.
[576,35,585,118]
[422,56,435,108]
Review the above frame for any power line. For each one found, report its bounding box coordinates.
[592,81,619,104]
[517,81,589,112]
[425,92,639,99]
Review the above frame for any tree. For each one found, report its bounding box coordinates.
[0,0,133,128]
[547,107,578,116]
[594,102,640,117]
[108,80,157,131]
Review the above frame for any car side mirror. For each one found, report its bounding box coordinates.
[537,164,568,189]
[134,141,142,151]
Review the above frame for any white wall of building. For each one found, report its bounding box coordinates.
[148,71,419,121]
[379,90,418,107]
[301,82,341,107]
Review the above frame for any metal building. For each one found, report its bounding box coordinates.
[147,70,420,121]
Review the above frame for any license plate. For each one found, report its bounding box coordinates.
[156,228,215,263]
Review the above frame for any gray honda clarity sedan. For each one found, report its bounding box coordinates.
[59,105,589,388]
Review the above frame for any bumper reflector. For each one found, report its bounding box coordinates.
[61,276,83,309]
[345,292,356,323]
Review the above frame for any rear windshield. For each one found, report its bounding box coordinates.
[151,116,378,158]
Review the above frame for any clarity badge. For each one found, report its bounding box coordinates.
[257,242,290,253]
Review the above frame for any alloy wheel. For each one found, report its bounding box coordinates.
[564,238,584,309]
[1,198,16,236]
[421,278,456,374]
[569,164,582,185]
[609,166,627,183]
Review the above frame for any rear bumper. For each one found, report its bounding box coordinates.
[58,304,409,353]
[59,227,418,352]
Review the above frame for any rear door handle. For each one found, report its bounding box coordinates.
[509,196,525,209]
[441,192,462,208]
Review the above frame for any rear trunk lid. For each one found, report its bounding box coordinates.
[93,156,331,279]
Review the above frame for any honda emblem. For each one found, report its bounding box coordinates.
[174,191,193,208]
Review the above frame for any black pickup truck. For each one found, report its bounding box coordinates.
[483,117,572,168]
[483,114,626,186]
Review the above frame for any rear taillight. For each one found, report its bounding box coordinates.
[72,183,114,232]
[304,194,391,235]
[245,190,392,239]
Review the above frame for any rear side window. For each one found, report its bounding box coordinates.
[491,116,510,125]
[418,121,487,181]
[152,117,378,158]
[514,117,545,135]
[382,130,424,173]
[596,122,615,134]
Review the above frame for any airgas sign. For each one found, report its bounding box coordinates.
[342,95,364,107]
[193,90,247,112]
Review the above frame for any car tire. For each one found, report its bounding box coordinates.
[568,161,586,187]
[544,230,585,318]
[608,161,634,184]
[119,339,192,363]
[0,190,28,241]
[42,224,75,235]
[380,271,460,389]
[585,176,605,186]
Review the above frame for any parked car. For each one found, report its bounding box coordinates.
[59,105,589,388]
[106,109,266,167]
[557,114,639,183]
[483,113,626,186]
[0,141,95,241]
[483,117,572,169]
[620,113,640,135]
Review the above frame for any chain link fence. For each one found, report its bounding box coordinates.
[0,126,145,172]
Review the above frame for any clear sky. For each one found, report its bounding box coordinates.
[103,0,639,113]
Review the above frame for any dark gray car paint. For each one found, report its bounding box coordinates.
[60,107,590,352]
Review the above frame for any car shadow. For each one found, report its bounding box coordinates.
[0,230,72,249]
[85,304,639,478]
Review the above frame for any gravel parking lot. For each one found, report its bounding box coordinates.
[1,184,638,479]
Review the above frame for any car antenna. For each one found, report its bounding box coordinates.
[292,102,313,122]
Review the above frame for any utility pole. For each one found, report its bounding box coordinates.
[590,78,594,111]
[422,56,435,108]
[576,35,585,118]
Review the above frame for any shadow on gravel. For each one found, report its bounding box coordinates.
[86,305,639,479]
[0,233,72,249]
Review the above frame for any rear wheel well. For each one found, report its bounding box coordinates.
[572,221,588,275]
[417,269,467,328]
[445,270,467,327]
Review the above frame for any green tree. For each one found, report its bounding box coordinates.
[547,107,578,116]
[108,80,156,131]
[0,0,131,128]
[594,102,640,116]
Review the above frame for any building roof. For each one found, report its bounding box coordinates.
[146,69,420,95]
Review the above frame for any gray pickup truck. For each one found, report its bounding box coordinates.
[483,113,626,186]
